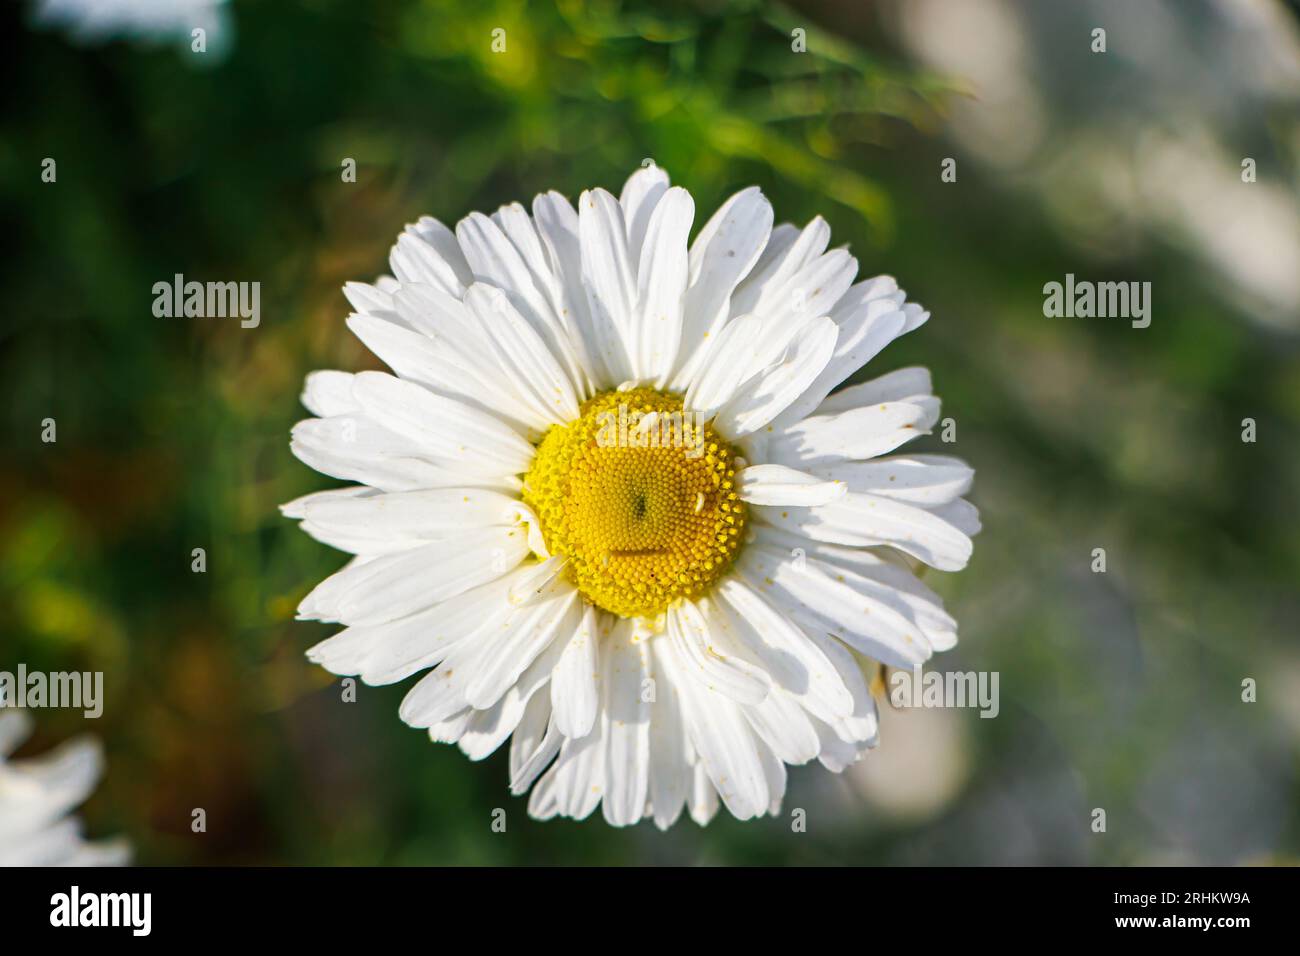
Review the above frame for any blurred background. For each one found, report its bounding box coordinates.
[2,0,1298,865]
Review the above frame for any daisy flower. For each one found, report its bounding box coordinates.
[285,165,978,827]
[0,708,129,865]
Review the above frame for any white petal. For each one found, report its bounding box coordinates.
[931,497,982,537]
[399,655,478,729]
[489,203,554,286]
[600,619,652,827]
[280,485,374,520]
[550,604,601,738]
[290,413,520,494]
[713,315,838,438]
[456,211,589,393]
[297,525,529,625]
[666,599,771,706]
[683,313,765,419]
[351,371,535,478]
[463,283,581,425]
[487,203,594,394]
[647,638,689,830]
[715,575,855,720]
[509,692,558,793]
[579,188,638,383]
[406,216,474,288]
[688,762,720,826]
[301,370,359,417]
[343,280,399,321]
[619,164,670,264]
[396,571,561,729]
[634,186,693,385]
[5,737,103,829]
[0,711,34,756]
[527,769,561,820]
[739,248,858,372]
[292,487,522,543]
[735,463,847,507]
[743,689,821,765]
[345,313,539,435]
[737,544,933,669]
[295,553,373,622]
[671,187,773,390]
[811,455,973,505]
[659,636,769,820]
[458,684,537,761]
[811,716,866,772]
[766,397,940,469]
[389,233,464,296]
[540,721,605,820]
[817,366,933,416]
[384,286,548,436]
[532,190,602,390]
[754,525,959,652]
[755,738,789,814]
[462,581,579,710]
[756,491,974,571]
[805,636,879,771]
[428,708,473,745]
[768,279,915,427]
[306,568,529,684]
[389,282,489,348]
[731,218,830,316]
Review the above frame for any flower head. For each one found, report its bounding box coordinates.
[0,708,129,866]
[285,165,979,827]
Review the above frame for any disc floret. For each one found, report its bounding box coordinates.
[523,388,747,618]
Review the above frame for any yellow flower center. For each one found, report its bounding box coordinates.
[522,387,748,619]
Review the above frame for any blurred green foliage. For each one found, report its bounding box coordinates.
[2,0,1297,864]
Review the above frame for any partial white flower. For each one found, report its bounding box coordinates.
[0,709,129,866]
[286,165,979,827]
[31,0,232,57]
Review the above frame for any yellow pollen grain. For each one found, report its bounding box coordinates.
[522,387,748,618]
